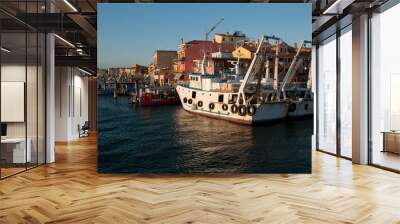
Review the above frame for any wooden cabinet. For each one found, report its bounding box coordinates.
[382,131,400,154]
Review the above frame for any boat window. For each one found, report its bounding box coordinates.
[192,91,196,99]
[229,94,238,103]
[218,95,224,103]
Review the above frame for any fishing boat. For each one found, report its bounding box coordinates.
[176,35,289,125]
[287,90,313,117]
[280,41,313,118]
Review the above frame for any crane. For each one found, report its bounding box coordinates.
[205,18,224,41]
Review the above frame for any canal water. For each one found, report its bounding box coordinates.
[98,95,312,174]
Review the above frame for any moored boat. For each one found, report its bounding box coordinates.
[176,35,289,125]
[138,85,180,106]
[281,41,313,118]
[287,93,313,118]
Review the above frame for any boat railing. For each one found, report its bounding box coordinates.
[283,82,308,90]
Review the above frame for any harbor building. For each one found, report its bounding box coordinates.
[231,41,310,85]
[232,43,257,60]
[107,64,148,83]
[210,51,236,74]
[175,39,235,79]
[214,31,247,45]
[148,50,177,85]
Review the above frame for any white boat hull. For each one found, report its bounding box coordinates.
[176,85,288,125]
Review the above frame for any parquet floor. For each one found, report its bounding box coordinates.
[1,134,400,223]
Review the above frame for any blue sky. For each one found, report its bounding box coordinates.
[98,3,311,69]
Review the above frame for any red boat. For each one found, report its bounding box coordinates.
[138,86,180,106]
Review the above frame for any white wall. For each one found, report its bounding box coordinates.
[55,67,89,141]
[55,66,70,141]
[1,64,26,138]
[1,62,46,164]
[71,72,89,138]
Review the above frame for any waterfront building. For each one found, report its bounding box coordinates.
[148,50,177,85]
[213,31,247,45]
[232,43,257,60]
[210,51,236,74]
[231,40,311,85]
[174,39,235,79]
[107,64,148,83]
[130,64,148,78]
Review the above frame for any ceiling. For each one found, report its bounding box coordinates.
[1,0,393,73]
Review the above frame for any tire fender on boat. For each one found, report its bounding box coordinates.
[183,97,187,103]
[231,104,238,113]
[238,105,247,116]
[188,99,193,104]
[247,105,256,115]
[288,102,296,112]
[209,103,215,110]
[222,104,228,111]
[197,101,203,107]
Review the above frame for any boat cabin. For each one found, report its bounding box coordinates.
[189,73,243,93]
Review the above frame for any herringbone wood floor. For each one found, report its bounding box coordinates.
[1,135,400,224]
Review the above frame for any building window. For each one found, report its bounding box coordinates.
[317,34,337,155]
[339,25,352,158]
[370,4,400,171]
[229,94,237,104]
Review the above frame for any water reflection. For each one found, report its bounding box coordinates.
[98,95,312,173]
[173,109,255,173]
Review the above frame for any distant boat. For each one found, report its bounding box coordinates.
[138,85,180,106]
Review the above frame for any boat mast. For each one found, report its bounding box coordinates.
[237,36,266,105]
[273,39,280,91]
[265,59,270,80]
[277,40,311,100]
[235,55,241,75]
[306,62,312,90]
